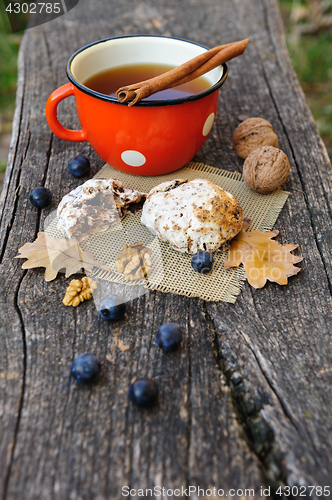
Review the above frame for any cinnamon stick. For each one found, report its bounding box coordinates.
[116,38,249,106]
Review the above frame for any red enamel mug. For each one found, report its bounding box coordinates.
[46,35,227,176]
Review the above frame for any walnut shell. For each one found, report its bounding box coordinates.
[242,146,290,194]
[233,117,279,159]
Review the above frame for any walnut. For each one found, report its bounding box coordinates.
[242,146,290,194]
[115,242,152,280]
[63,277,97,307]
[233,117,279,159]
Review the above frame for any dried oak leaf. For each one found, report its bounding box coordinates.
[224,227,303,288]
[15,232,109,282]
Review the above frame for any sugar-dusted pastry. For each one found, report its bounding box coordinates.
[141,178,244,253]
[57,178,146,240]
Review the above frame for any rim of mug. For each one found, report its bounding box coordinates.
[66,34,228,107]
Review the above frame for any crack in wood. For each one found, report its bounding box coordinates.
[0,104,29,265]
[0,47,26,226]
[42,30,57,85]
[0,167,23,265]
[2,272,28,500]
[1,75,51,496]
[240,331,304,436]
[202,301,289,497]
[239,330,324,477]
[241,291,308,437]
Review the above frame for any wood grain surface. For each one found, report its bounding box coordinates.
[0,0,331,498]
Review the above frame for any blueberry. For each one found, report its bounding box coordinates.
[155,323,182,352]
[29,187,52,208]
[99,294,126,321]
[70,353,101,383]
[67,155,90,177]
[128,378,159,407]
[191,251,213,274]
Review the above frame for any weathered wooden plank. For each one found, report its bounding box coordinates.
[0,0,331,498]
[205,0,332,488]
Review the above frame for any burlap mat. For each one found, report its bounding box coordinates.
[45,162,289,303]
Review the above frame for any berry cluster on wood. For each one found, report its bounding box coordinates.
[69,294,183,409]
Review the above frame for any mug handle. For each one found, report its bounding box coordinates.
[45,83,87,142]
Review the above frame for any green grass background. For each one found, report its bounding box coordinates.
[279,0,332,156]
[0,1,26,172]
[0,0,331,174]
[0,2,26,113]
